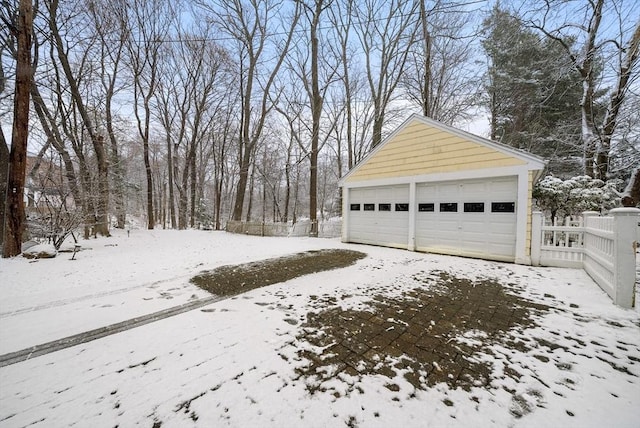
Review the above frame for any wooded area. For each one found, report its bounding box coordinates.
[1,0,639,256]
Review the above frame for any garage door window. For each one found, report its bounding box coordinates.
[350,204,360,211]
[440,203,458,212]
[418,203,435,212]
[363,203,375,211]
[491,202,515,213]
[395,203,409,211]
[379,203,391,211]
[464,202,484,213]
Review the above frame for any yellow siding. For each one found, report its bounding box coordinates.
[345,120,526,182]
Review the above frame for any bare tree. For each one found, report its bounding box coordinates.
[273,88,306,223]
[525,0,640,179]
[200,0,301,221]
[29,63,84,236]
[2,0,32,257]
[304,0,325,236]
[88,0,129,229]
[38,1,97,239]
[404,0,481,124]
[0,4,12,248]
[154,26,230,229]
[210,110,238,230]
[126,0,176,229]
[47,0,111,237]
[291,0,339,235]
[351,0,419,147]
[326,0,356,170]
[154,46,184,229]
[324,0,378,176]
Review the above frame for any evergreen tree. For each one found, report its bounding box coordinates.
[482,6,584,176]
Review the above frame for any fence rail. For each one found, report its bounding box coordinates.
[531,209,639,309]
[225,220,342,239]
[531,214,586,268]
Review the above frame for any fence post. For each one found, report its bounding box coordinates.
[610,208,640,309]
[531,211,543,266]
[581,211,599,248]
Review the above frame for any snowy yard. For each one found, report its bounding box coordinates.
[0,229,638,427]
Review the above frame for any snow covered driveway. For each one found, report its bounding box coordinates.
[0,230,638,427]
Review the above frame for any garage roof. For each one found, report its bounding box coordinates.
[340,114,546,185]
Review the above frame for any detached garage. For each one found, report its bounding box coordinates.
[340,114,546,264]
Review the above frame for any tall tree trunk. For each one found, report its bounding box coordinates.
[245,164,255,222]
[106,90,125,229]
[143,139,154,229]
[621,168,640,207]
[419,0,431,117]
[308,0,323,237]
[166,136,176,229]
[189,145,197,228]
[3,0,32,257]
[233,145,251,221]
[372,111,384,148]
[214,176,223,230]
[0,36,7,247]
[283,159,291,222]
[178,170,188,230]
[597,20,640,179]
[232,71,251,222]
[490,88,497,141]
[0,129,9,249]
[77,155,96,239]
[94,135,110,236]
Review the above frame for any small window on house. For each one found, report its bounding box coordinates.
[350,203,361,211]
[440,203,458,212]
[395,203,409,212]
[418,203,435,212]
[378,203,391,211]
[363,203,375,211]
[491,202,515,213]
[464,202,484,213]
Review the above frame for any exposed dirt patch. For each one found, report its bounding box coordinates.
[293,271,551,393]
[190,251,638,405]
[190,249,367,296]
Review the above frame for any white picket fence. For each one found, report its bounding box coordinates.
[531,208,640,308]
[225,220,342,238]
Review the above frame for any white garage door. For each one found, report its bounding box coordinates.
[415,177,517,260]
[348,185,409,249]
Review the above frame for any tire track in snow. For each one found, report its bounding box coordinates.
[0,295,226,367]
[0,274,195,318]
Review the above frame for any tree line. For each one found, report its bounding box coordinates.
[1,0,639,257]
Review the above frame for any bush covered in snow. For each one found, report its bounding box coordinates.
[533,175,621,220]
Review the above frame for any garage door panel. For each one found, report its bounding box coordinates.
[461,181,486,194]
[348,185,409,248]
[348,177,517,260]
[489,179,517,193]
[436,183,458,195]
[435,219,459,232]
[416,177,517,260]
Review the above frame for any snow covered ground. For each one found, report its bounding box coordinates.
[0,229,638,427]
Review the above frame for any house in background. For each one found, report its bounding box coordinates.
[24,156,71,216]
[339,114,546,264]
